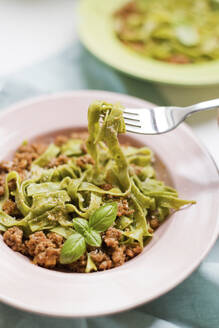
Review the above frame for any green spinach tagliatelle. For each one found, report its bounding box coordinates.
[114,0,219,64]
[0,101,195,266]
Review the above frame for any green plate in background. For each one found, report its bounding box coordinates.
[79,0,219,86]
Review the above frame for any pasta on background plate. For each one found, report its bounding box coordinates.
[114,0,219,64]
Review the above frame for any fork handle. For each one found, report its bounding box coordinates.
[186,98,219,114]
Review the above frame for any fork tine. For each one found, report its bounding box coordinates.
[125,125,142,133]
[123,111,139,116]
[124,119,141,128]
[123,114,140,122]
[123,109,140,116]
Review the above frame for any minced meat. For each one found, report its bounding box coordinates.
[111,245,126,266]
[3,227,26,254]
[47,155,69,168]
[25,231,61,268]
[100,183,113,191]
[54,135,69,147]
[76,155,94,168]
[117,199,134,217]
[0,161,12,173]
[47,232,63,248]
[103,227,121,248]
[70,131,88,140]
[66,254,87,273]
[125,244,142,259]
[33,248,60,268]
[2,199,21,217]
[13,143,47,171]
[150,218,160,229]
[90,250,112,270]
[2,225,142,272]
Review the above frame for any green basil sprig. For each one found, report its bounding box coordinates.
[60,202,118,264]
[89,202,118,232]
[73,218,89,235]
[74,218,102,247]
[60,233,86,264]
[84,229,102,247]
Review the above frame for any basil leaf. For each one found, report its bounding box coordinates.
[60,233,86,264]
[50,226,74,239]
[85,253,97,273]
[89,202,118,232]
[84,229,102,247]
[73,218,89,235]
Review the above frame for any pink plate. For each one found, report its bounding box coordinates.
[0,90,218,317]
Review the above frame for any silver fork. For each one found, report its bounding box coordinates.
[123,99,219,134]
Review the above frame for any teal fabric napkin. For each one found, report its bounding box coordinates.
[0,41,218,328]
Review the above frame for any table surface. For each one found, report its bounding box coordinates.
[0,1,218,327]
